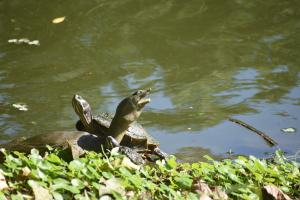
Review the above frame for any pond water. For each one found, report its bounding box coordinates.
[1,0,300,162]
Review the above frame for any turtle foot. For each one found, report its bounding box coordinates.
[106,136,120,148]
[107,136,145,165]
[153,147,169,159]
[119,146,145,165]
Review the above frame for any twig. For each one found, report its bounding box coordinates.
[85,3,104,16]
[229,118,277,146]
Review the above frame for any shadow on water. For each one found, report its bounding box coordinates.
[0,0,300,161]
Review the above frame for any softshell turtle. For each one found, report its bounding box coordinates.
[72,89,167,159]
[0,131,145,164]
[0,131,101,161]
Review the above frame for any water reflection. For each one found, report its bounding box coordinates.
[0,0,299,161]
[175,146,223,163]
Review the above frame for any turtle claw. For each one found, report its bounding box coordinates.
[106,136,120,148]
[119,146,145,165]
[153,147,169,159]
[107,136,145,165]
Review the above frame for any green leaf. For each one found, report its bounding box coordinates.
[203,155,214,161]
[166,156,177,169]
[52,192,64,200]
[68,160,85,172]
[11,193,24,200]
[174,174,193,189]
[102,172,113,179]
[51,178,80,194]
[71,178,85,190]
[46,154,62,164]
[92,182,101,189]
[31,169,48,181]
[87,165,100,179]
[128,175,144,189]
[119,167,132,177]
[0,191,8,200]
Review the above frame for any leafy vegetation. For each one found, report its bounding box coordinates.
[0,148,299,199]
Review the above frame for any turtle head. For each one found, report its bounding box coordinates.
[72,94,92,127]
[115,89,151,123]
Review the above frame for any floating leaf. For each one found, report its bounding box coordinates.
[12,103,28,111]
[281,127,296,134]
[8,38,40,46]
[18,38,30,43]
[28,40,40,46]
[8,39,18,43]
[52,16,65,24]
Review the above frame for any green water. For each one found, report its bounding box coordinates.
[1,0,300,162]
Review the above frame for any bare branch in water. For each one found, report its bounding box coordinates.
[229,118,277,146]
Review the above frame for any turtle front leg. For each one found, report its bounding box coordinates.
[153,147,169,159]
[106,136,145,165]
[106,136,120,148]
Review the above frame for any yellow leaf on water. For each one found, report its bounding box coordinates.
[52,16,65,24]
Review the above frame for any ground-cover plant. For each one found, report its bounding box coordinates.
[0,148,299,200]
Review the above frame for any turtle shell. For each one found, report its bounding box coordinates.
[0,131,105,160]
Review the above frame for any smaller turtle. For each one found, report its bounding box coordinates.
[72,89,168,159]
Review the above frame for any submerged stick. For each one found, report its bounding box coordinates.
[229,118,277,146]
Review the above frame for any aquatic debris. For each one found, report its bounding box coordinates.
[226,149,234,156]
[229,118,277,146]
[8,38,40,46]
[52,16,65,24]
[28,40,40,45]
[281,127,296,134]
[12,103,28,111]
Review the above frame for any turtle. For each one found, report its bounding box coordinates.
[72,89,168,159]
[0,131,145,165]
[0,131,101,161]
